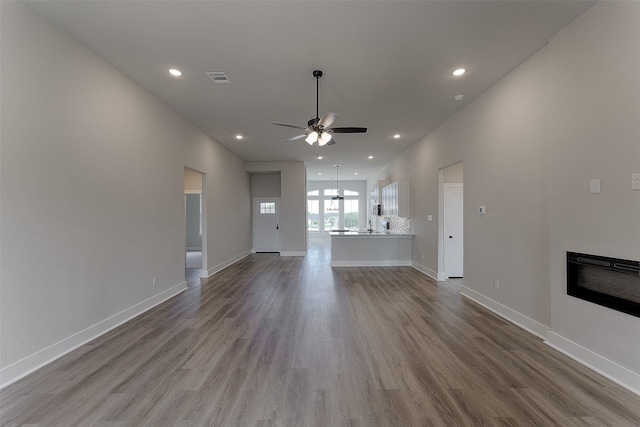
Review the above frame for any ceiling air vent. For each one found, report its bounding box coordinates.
[206,71,230,84]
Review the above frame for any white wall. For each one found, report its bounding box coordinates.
[372,46,551,329]
[370,1,639,393]
[245,162,306,256]
[0,1,250,387]
[546,2,640,391]
[251,173,281,198]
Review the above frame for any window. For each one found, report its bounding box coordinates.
[324,200,339,230]
[307,183,364,233]
[307,200,319,231]
[344,199,359,230]
[260,202,276,214]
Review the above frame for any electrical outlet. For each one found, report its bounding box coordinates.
[153,276,158,286]
[632,173,640,190]
[494,280,500,291]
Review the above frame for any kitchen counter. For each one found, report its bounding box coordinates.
[330,232,413,267]
[329,231,413,238]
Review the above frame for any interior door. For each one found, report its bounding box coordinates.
[254,198,281,253]
[444,184,463,277]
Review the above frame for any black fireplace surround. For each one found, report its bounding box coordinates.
[567,252,640,318]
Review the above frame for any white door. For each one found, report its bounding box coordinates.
[254,198,281,253]
[444,184,463,277]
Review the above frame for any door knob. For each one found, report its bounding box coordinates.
[449,235,453,238]
[276,224,279,230]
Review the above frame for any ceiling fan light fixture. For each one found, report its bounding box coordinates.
[306,131,318,144]
[318,132,332,146]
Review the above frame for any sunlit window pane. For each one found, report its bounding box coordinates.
[324,199,339,230]
[307,200,319,231]
[344,199,359,230]
[260,202,276,214]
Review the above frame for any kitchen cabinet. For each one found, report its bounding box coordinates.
[382,180,409,217]
[370,180,389,216]
[329,232,413,267]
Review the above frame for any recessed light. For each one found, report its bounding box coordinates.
[318,172,322,176]
[235,135,243,140]
[454,94,464,101]
[368,155,374,159]
[168,68,182,77]
[354,172,359,176]
[317,156,323,160]
[452,68,466,77]
[393,134,401,139]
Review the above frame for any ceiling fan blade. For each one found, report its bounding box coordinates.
[329,127,367,133]
[318,112,337,128]
[327,137,336,146]
[283,134,307,142]
[273,122,306,130]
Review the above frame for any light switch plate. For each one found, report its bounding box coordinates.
[478,206,486,214]
[590,179,600,194]
[632,173,640,190]
[427,215,433,221]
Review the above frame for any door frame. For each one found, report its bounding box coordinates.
[253,197,281,253]
[183,167,207,277]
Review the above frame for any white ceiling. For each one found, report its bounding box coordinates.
[24,0,594,181]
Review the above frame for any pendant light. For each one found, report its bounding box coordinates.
[331,164,344,202]
[327,165,343,211]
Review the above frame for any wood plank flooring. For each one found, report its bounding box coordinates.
[2,241,639,426]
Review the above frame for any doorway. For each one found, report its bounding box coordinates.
[184,168,205,277]
[438,162,464,280]
[253,198,281,253]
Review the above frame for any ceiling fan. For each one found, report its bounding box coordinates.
[273,70,367,146]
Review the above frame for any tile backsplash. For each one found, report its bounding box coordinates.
[373,216,411,234]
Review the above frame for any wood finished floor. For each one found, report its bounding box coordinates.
[2,242,639,426]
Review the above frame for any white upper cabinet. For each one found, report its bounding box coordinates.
[382,180,409,218]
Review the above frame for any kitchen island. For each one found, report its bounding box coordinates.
[329,232,413,267]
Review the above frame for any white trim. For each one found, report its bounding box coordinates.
[332,260,411,267]
[545,332,640,396]
[460,286,549,339]
[0,281,187,389]
[201,250,251,278]
[186,247,202,252]
[184,190,202,195]
[280,251,306,257]
[411,261,441,281]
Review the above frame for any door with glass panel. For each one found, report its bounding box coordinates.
[254,198,281,253]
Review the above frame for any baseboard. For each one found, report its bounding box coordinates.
[0,281,187,389]
[201,251,251,278]
[331,260,412,267]
[411,261,441,281]
[545,332,640,396]
[280,251,306,257]
[460,286,549,339]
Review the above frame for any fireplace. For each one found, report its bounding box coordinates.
[567,252,640,318]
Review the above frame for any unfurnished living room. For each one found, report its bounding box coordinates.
[1,1,639,426]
